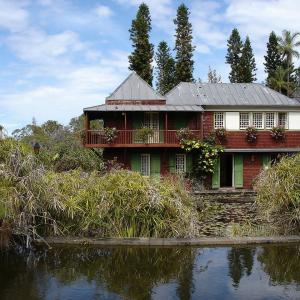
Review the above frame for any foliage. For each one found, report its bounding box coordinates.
[214,127,227,142]
[135,127,154,143]
[226,28,243,83]
[245,126,258,143]
[128,3,154,86]
[12,120,103,172]
[0,144,199,242]
[155,41,176,95]
[174,3,195,84]
[268,66,296,95]
[179,138,223,177]
[254,154,300,233]
[176,128,196,143]
[103,127,117,143]
[207,66,221,83]
[239,36,257,83]
[264,31,283,82]
[270,126,285,141]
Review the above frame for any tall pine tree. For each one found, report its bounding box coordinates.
[239,36,257,82]
[155,41,176,95]
[128,3,154,85]
[226,28,243,83]
[264,31,282,83]
[174,4,195,84]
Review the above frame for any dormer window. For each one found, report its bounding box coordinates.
[214,112,224,129]
[265,112,275,129]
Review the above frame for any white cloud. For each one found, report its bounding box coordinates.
[96,5,114,17]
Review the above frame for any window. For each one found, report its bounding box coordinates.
[278,112,287,128]
[252,113,263,129]
[265,112,275,129]
[239,113,250,129]
[214,112,224,129]
[140,154,150,176]
[176,154,186,174]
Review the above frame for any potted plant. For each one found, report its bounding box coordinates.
[270,126,285,141]
[176,128,195,143]
[136,127,154,143]
[214,127,226,142]
[246,126,258,143]
[103,127,118,143]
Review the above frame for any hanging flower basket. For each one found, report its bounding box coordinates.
[246,126,258,143]
[270,126,285,141]
[214,127,227,142]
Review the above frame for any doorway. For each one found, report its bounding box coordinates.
[220,154,233,187]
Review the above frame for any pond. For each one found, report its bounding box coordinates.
[0,244,299,300]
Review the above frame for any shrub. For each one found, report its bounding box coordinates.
[246,126,258,143]
[135,127,154,143]
[254,154,300,233]
[176,128,196,143]
[270,126,285,141]
[103,127,117,143]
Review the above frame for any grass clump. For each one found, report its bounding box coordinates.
[0,142,198,243]
[254,154,300,234]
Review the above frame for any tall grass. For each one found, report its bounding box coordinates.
[0,140,199,244]
[254,154,300,234]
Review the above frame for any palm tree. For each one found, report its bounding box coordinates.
[268,66,295,94]
[277,30,300,83]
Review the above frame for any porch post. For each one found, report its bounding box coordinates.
[164,112,168,143]
[124,112,127,143]
[84,112,90,144]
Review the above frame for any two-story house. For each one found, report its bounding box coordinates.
[83,72,300,189]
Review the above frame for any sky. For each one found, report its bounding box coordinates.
[0,0,300,133]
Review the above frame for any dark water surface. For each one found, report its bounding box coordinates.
[0,244,300,300]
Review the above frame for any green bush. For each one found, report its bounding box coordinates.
[254,154,300,233]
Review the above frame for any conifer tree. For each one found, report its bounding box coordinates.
[155,41,176,95]
[239,36,257,82]
[264,31,282,82]
[174,4,195,84]
[226,28,243,83]
[128,3,154,85]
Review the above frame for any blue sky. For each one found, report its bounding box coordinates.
[0,0,299,133]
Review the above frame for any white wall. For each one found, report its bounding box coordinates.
[225,112,239,130]
[289,112,300,130]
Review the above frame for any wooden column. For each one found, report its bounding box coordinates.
[84,113,90,130]
[124,112,127,143]
[164,112,168,143]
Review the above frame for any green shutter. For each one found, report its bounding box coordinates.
[168,153,176,173]
[262,154,271,169]
[212,157,220,189]
[186,154,193,173]
[150,153,161,179]
[131,152,141,172]
[234,154,244,188]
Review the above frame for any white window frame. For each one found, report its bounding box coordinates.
[239,112,250,129]
[252,112,263,129]
[214,112,225,129]
[140,154,150,176]
[175,154,186,174]
[265,112,275,129]
[278,112,288,129]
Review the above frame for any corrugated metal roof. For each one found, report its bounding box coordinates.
[166,82,300,107]
[84,104,203,112]
[106,72,165,101]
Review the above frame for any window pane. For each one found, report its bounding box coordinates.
[240,113,250,129]
[252,113,263,129]
[141,154,150,176]
[176,154,186,174]
[214,112,224,129]
[278,113,287,128]
[265,112,275,129]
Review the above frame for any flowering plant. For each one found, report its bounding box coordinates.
[103,127,118,143]
[246,126,258,143]
[270,126,285,141]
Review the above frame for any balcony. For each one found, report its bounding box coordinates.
[84,130,201,148]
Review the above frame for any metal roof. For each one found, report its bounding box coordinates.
[84,104,203,112]
[166,82,300,107]
[106,72,165,101]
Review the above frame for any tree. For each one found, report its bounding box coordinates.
[277,30,300,84]
[226,28,243,83]
[155,41,176,95]
[268,66,295,95]
[174,4,195,84]
[264,31,282,82]
[128,3,154,86]
[239,36,257,82]
[207,66,221,83]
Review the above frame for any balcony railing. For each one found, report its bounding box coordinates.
[84,130,201,147]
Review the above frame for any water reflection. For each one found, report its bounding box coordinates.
[0,244,299,300]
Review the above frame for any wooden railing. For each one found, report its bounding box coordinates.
[84,130,201,147]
